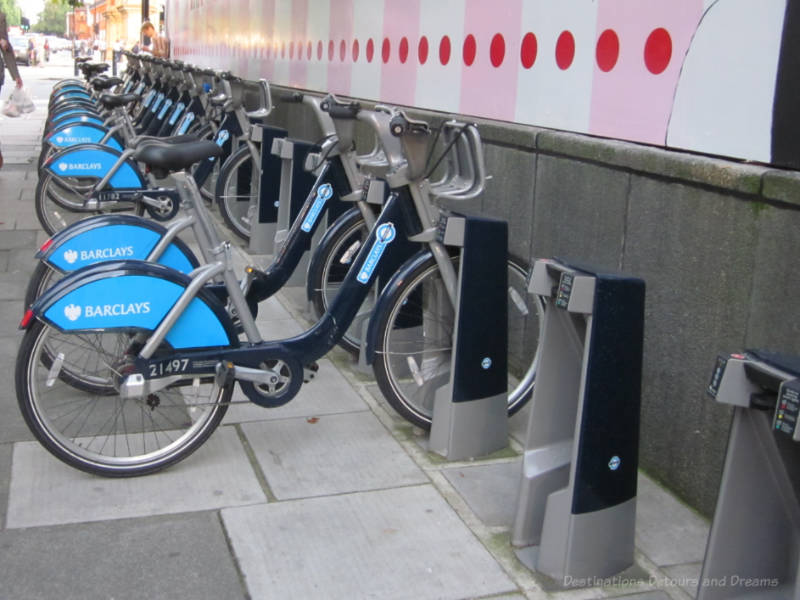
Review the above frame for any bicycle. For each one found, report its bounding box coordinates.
[16,102,541,477]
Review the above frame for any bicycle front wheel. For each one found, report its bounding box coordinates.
[372,255,543,430]
[15,320,232,477]
[215,145,259,241]
[307,208,373,355]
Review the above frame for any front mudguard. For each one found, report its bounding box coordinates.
[362,250,434,365]
[30,260,239,351]
[36,214,199,274]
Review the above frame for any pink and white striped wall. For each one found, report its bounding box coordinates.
[166,0,799,168]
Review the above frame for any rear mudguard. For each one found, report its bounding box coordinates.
[43,144,146,189]
[31,260,239,350]
[44,122,123,152]
[46,114,105,132]
[49,108,101,124]
[37,214,199,274]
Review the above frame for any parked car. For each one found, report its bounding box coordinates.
[9,36,28,66]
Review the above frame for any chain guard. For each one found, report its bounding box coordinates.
[238,356,304,408]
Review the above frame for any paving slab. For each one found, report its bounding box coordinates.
[6,424,265,528]
[0,269,30,300]
[222,486,517,600]
[0,335,34,445]
[442,459,521,527]
[0,229,37,250]
[241,411,427,499]
[661,562,703,598]
[0,512,247,600]
[0,442,10,528]
[0,302,27,337]
[224,358,368,424]
[635,473,710,567]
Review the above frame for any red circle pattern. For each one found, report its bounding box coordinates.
[520,32,537,69]
[263,29,672,73]
[366,38,374,62]
[555,31,575,70]
[644,27,672,74]
[490,33,505,68]
[596,29,619,72]
[418,36,429,64]
[399,36,409,64]
[382,37,390,63]
[439,35,451,65]
[463,34,476,66]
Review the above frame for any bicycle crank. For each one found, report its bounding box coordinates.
[216,357,305,408]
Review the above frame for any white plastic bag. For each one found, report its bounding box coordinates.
[2,87,34,117]
[18,87,34,113]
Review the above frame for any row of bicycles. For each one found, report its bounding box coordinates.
[16,52,543,477]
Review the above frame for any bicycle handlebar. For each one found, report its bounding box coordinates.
[279,91,304,103]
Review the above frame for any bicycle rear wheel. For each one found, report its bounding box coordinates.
[371,254,542,430]
[16,320,231,476]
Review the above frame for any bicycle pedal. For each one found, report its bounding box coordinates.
[303,362,319,383]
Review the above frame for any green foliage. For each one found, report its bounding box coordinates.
[32,0,70,36]
[0,0,22,26]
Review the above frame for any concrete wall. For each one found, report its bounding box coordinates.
[267,89,800,517]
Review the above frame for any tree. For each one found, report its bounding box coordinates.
[0,0,22,26]
[33,0,70,36]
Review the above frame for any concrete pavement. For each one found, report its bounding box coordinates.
[0,55,711,600]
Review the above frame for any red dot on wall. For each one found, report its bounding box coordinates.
[399,36,409,64]
[520,32,537,68]
[382,37,391,63]
[281,42,286,59]
[555,30,575,70]
[317,40,323,60]
[289,41,294,59]
[352,39,359,62]
[328,40,334,61]
[644,27,671,74]
[490,33,505,67]
[366,38,375,62]
[418,35,429,64]
[596,29,619,72]
[307,41,312,60]
[439,35,451,65]
[339,39,346,62]
[463,34,476,66]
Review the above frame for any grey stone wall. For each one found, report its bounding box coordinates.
[267,87,800,517]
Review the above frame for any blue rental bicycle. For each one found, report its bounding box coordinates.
[15,101,542,476]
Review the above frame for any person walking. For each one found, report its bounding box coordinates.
[0,9,23,169]
[141,21,169,58]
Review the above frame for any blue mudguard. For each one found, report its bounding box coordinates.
[31,261,239,350]
[37,214,199,274]
[45,122,123,152]
[46,114,105,130]
[43,144,146,189]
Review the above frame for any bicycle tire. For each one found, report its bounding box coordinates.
[24,261,63,309]
[306,208,373,355]
[214,144,259,241]
[16,319,232,477]
[371,254,543,430]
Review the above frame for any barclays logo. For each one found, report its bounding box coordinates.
[64,304,82,321]
[63,249,78,264]
[57,162,103,171]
